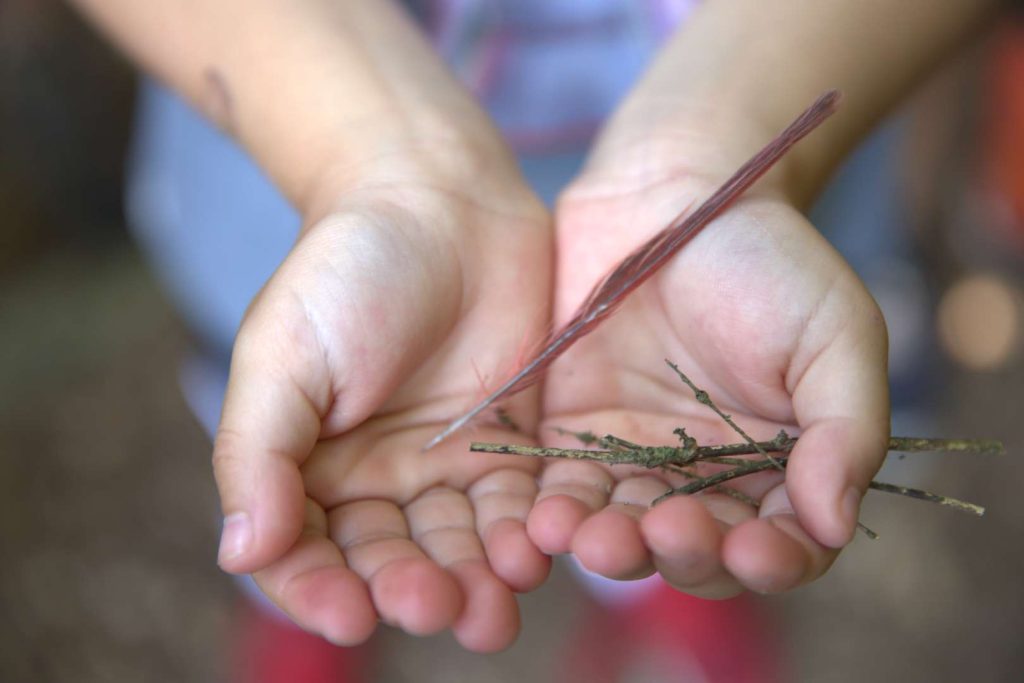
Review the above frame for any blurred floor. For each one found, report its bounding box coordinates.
[780,363,1024,681]
[0,249,232,682]
[1,241,1022,683]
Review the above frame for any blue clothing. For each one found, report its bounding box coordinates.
[127,1,695,362]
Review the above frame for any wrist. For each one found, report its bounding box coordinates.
[580,0,998,210]
[300,119,539,228]
[573,96,803,207]
[221,49,531,222]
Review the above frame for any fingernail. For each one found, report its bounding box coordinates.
[758,488,794,518]
[218,512,252,565]
[841,486,862,541]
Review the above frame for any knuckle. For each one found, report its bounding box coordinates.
[211,428,248,484]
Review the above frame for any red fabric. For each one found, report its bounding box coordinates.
[559,580,786,683]
[981,21,1024,252]
[230,602,372,683]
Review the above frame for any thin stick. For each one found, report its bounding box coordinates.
[473,355,998,535]
[667,458,876,536]
[472,441,989,517]
[688,435,796,458]
[663,462,763,507]
[685,435,1001,459]
[650,456,985,516]
[856,523,880,540]
[665,360,784,470]
[653,458,778,502]
[867,481,985,516]
[887,437,1004,456]
[470,441,684,469]
[471,436,1001,463]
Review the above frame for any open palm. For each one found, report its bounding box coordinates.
[531,171,890,598]
[213,184,553,652]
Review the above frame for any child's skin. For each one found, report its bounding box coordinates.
[72,0,997,653]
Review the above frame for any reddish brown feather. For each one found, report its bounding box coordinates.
[424,90,841,450]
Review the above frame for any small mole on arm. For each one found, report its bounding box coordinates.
[201,67,235,133]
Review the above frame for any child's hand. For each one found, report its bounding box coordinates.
[531,152,890,598]
[521,0,996,600]
[212,176,553,652]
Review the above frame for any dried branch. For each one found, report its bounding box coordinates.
[665,360,784,470]
[470,359,1001,537]
[472,440,991,520]
[867,481,986,516]
[472,435,999,467]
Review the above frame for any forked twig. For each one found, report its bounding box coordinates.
[470,362,1001,537]
[665,359,784,470]
[471,439,992,518]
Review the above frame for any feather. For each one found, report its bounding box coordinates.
[424,90,841,451]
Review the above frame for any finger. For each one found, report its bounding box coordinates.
[405,487,520,653]
[723,484,838,594]
[215,216,466,574]
[253,499,377,645]
[787,296,890,548]
[328,500,462,637]
[641,494,749,600]
[468,469,550,593]
[571,476,666,580]
[213,308,327,574]
[526,460,614,554]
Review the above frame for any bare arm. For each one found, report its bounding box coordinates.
[535,0,1002,599]
[69,0,518,215]
[68,0,554,651]
[586,0,999,204]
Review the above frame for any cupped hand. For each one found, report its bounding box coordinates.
[212,176,553,652]
[531,158,890,599]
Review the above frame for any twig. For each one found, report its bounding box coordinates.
[661,435,1001,459]
[665,360,784,470]
[652,456,985,517]
[651,457,781,503]
[663,457,873,534]
[662,462,763,507]
[472,437,1000,467]
[471,441,685,469]
[471,441,991,517]
[471,361,999,540]
[856,523,880,540]
[867,481,985,516]
[552,427,600,445]
[887,437,1004,456]
[494,407,521,434]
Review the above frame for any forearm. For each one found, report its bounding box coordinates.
[589,0,999,205]
[70,0,515,215]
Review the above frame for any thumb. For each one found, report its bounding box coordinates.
[785,291,890,549]
[212,303,327,574]
[210,209,459,573]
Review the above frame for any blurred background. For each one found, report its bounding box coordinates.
[2,2,1023,681]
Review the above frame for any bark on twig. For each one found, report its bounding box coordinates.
[470,361,1002,537]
